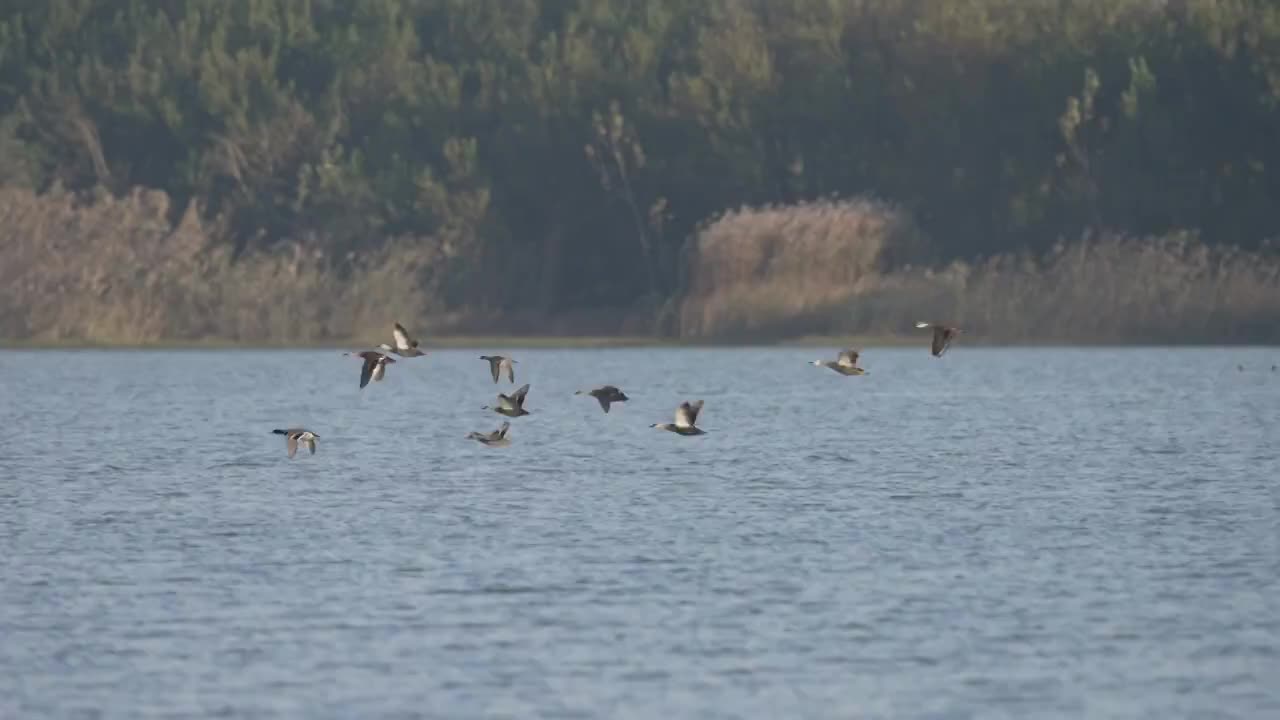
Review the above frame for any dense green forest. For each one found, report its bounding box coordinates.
[2,0,1279,342]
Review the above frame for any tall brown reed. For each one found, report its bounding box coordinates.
[0,186,444,343]
[679,200,1280,343]
[678,198,928,338]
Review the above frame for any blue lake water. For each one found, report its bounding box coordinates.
[1,347,1278,718]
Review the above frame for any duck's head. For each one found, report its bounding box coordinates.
[617,392,629,401]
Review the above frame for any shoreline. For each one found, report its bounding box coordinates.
[2,335,1278,350]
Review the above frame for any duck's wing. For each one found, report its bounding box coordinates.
[305,437,316,455]
[932,328,947,356]
[675,400,703,428]
[497,421,510,439]
[286,434,298,458]
[596,396,612,413]
[372,359,388,382]
[393,322,414,351]
[359,356,376,388]
[501,357,515,383]
[837,349,859,367]
[496,392,516,411]
[510,383,530,408]
[487,357,501,383]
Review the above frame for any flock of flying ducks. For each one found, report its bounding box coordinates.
[271,321,963,458]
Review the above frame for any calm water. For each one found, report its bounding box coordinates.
[1,347,1278,719]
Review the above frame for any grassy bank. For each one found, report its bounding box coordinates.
[9,333,1276,351]
[0,334,922,350]
[680,201,1280,344]
[4,188,1279,347]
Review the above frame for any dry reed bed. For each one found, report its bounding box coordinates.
[3,188,1277,344]
[0,186,442,343]
[679,200,1280,343]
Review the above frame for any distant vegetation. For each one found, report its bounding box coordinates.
[2,1,1279,343]
[681,200,1280,342]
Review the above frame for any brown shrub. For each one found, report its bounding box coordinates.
[679,200,1280,343]
[678,198,928,338]
[0,186,445,344]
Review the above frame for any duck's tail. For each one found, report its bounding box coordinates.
[271,429,288,435]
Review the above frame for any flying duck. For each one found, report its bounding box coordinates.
[915,322,961,357]
[576,385,629,413]
[812,349,867,376]
[483,383,531,417]
[378,322,427,357]
[467,421,511,447]
[344,350,396,388]
[651,400,706,436]
[272,428,319,458]
[480,355,517,384]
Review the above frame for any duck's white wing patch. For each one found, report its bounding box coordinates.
[393,323,413,350]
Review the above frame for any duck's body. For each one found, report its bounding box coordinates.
[916,322,960,357]
[272,428,319,458]
[576,385,629,413]
[480,355,517,384]
[651,400,706,436]
[467,421,511,447]
[484,383,531,417]
[813,349,866,376]
[344,351,396,388]
[379,322,427,357]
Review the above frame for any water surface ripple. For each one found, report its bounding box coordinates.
[1,348,1277,718]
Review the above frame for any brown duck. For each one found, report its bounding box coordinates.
[916,322,961,357]
[344,350,396,388]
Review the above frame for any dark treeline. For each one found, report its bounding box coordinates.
[2,0,1280,328]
